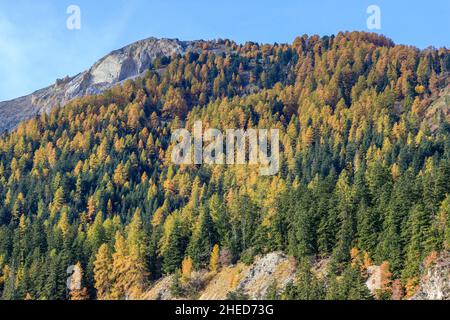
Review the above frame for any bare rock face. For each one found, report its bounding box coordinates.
[234,252,297,300]
[366,265,383,295]
[424,86,450,133]
[88,38,186,86]
[0,37,197,133]
[142,275,175,300]
[141,252,297,300]
[189,252,297,300]
[411,252,450,300]
[199,252,297,300]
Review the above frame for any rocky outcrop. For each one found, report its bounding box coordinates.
[233,252,297,300]
[424,86,450,133]
[411,252,450,300]
[199,252,297,300]
[142,252,297,301]
[0,37,226,133]
[141,251,450,300]
[142,275,175,300]
[366,265,383,295]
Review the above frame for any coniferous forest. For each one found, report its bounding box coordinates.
[0,32,449,300]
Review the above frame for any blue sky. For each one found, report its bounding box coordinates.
[0,0,449,101]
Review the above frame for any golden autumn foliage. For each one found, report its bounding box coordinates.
[0,32,449,300]
[210,245,220,273]
[181,256,193,282]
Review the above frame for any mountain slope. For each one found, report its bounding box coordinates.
[0,32,449,300]
[0,37,226,133]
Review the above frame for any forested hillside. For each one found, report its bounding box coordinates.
[0,32,449,300]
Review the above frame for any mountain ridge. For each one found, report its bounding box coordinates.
[0,37,227,133]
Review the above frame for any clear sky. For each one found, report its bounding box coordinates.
[0,0,449,101]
